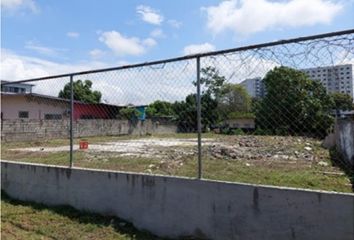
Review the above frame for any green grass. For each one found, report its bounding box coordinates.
[1,192,167,240]
[1,133,353,193]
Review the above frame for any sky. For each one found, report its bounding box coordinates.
[1,0,354,81]
[1,0,354,105]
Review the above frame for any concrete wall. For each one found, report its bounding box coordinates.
[1,119,177,142]
[336,119,354,168]
[1,160,353,240]
[1,94,68,120]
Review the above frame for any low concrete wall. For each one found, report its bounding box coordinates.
[336,119,354,168]
[1,119,177,142]
[1,161,353,240]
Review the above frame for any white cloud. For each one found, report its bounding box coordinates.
[0,49,108,81]
[0,48,196,105]
[136,5,164,25]
[0,49,110,97]
[89,49,106,59]
[202,0,343,35]
[25,41,66,57]
[150,28,165,38]
[168,19,182,28]
[143,38,157,47]
[1,0,38,13]
[67,32,80,38]
[99,31,156,56]
[183,43,216,55]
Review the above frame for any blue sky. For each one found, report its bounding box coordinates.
[1,0,354,81]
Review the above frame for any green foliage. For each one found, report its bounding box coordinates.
[330,92,353,112]
[146,100,175,118]
[58,80,102,103]
[255,66,335,138]
[253,127,272,136]
[119,108,140,120]
[195,66,226,99]
[230,128,245,135]
[227,112,255,119]
[175,67,227,132]
[218,83,252,116]
[173,93,219,132]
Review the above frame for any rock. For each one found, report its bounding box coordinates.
[281,155,289,160]
[304,146,312,151]
[318,161,329,167]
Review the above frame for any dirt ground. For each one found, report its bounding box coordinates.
[4,134,352,192]
[10,135,328,165]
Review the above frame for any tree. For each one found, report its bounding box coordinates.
[330,92,353,114]
[146,100,175,118]
[255,66,334,138]
[218,83,252,118]
[173,93,218,132]
[58,80,102,103]
[194,66,226,99]
[119,108,140,120]
[174,67,228,132]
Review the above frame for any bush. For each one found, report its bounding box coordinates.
[221,127,230,135]
[253,127,272,136]
[230,128,245,135]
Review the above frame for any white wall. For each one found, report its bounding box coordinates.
[2,161,353,240]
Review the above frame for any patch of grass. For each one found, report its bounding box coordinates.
[1,134,352,193]
[203,160,351,192]
[1,191,167,240]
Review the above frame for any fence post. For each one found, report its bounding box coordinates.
[69,75,74,168]
[196,57,202,179]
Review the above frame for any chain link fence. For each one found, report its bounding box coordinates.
[1,29,354,192]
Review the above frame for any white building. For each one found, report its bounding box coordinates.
[1,80,33,93]
[240,77,265,98]
[301,64,353,99]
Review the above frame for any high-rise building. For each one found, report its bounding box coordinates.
[240,77,265,98]
[301,64,353,99]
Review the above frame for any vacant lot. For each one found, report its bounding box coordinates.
[1,133,352,192]
[1,192,165,240]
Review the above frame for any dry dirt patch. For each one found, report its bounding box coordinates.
[10,136,326,165]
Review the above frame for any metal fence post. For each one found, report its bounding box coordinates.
[196,57,202,179]
[69,75,74,168]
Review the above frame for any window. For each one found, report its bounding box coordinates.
[18,111,29,118]
[44,114,62,120]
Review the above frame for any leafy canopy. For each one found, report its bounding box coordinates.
[330,92,353,112]
[58,80,102,104]
[218,83,252,118]
[255,66,334,138]
[146,100,175,118]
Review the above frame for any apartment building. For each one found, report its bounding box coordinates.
[301,64,353,99]
[239,77,265,98]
